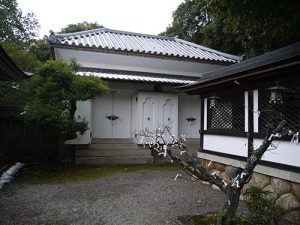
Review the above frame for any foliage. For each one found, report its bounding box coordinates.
[25,59,107,133]
[24,60,108,165]
[28,36,52,62]
[0,0,39,44]
[1,42,41,72]
[239,187,281,225]
[60,21,102,33]
[161,0,300,57]
[0,80,31,106]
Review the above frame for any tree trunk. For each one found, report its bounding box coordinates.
[219,188,241,225]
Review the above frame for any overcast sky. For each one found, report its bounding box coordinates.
[17,0,183,37]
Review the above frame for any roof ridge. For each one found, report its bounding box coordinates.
[51,27,176,41]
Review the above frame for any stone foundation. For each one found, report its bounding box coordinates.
[200,159,300,223]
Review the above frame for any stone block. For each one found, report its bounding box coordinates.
[220,172,230,182]
[214,162,225,172]
[251,172,270,189]
[276,193,300,212]
[283,210,300,223]
[271,177,291,196]
[201,159,215,170]
[225,165,237,180]
[291,182,300,200]
[263,184,279,201]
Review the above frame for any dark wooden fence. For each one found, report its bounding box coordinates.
[0,106,42,162]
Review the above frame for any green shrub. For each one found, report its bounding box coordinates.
[239,186,282,225]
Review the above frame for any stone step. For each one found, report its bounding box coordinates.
[75,156,153,165]
[91,138,134,144]
[76,149,152,157]
[86,143,145,150]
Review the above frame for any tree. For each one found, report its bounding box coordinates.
[28,36,52,63]
[161,0,300,58]
[24,60,108,166]
[0,0,39,44]
[138,120,289,225]
[60,21,103,33]
[207,0,300,58]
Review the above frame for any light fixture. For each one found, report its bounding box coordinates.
[268,84,287,104]
[208,93,222,109]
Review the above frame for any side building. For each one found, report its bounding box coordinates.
[179,43,300,222]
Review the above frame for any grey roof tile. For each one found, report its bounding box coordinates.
[49,27,242,63]
[78,68,197,85]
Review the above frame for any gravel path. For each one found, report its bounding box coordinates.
[1,169,295,225]
[0,169,228,225]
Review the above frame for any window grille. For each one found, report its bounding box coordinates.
[207,94,244,130]
[259,87,300,132]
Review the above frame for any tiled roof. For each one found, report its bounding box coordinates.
[0,45,30,81]
[78,68,197,84]
[49,28,242,64]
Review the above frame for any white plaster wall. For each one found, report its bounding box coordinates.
[54,48,225,77]
[244,91,249,132]
[253,90,259,132]
[254,139,300,167]
[203,134,248,157]
[65,100,92,144]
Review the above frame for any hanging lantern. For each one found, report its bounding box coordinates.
[208,94,222,109]
[268,85,287,104]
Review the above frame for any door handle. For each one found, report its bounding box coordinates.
[186,117,196,122]
[106,114,119,121]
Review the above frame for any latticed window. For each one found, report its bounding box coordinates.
[259,87,300,132]
[207,94,244,130]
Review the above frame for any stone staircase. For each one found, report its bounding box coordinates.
[75,138,153,165]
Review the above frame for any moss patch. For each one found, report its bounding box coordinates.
[190,213,221,225]
[20,163,178,184]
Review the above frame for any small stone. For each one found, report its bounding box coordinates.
[202,181,210,185]
[251,172,270,188]
[276,193,300,212]
[291,182,300,200]
[211,184,220,190]
[271,178,290,196]
[283,210,300,223]
[190,175,198,182]
[263,184,278,201]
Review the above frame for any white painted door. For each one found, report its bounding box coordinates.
[159,94,178,139]
[178,96,200,138]
[93,93,132,138]
[137,92,178,139]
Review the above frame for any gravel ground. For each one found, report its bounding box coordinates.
[0,169,295,225]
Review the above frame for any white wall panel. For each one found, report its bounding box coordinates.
[54,48,224,77]
[203,135,248,157]
[253,139,300,167]
[65,101,92,144]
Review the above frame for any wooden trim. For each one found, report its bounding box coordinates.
[202,129,246,137]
